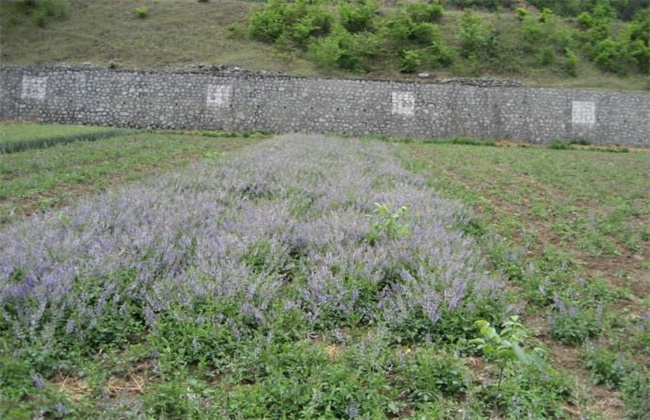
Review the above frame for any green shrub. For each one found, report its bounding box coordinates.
[550,303,601,345]
[248,1,285,43]
[136,6,149,19]
[411,22,439,45]
[538,7,556,23]
[25,0,69,27]
[623,13,650,73]
[516,7,529,21]
[448,0,504,11]
[621,370,650,419]
[538,46,557,65]
[563,48,579,76]
[427,40,455,67]
[395,349,469,402]
[520,15,545,44]
[249,0,333,49]
[458,10,497,58]
[308,28,380,72]
[592,35,641,75]
[582,347,630,389]
[577,11,594,28]
[400,49,422,73]
[33,8,47,27]
[339,0,379,34]
[383,14,416,47]
[143,380,201,418]
[406,2,444,23]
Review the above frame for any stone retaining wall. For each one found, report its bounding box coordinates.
[1,66,648,146]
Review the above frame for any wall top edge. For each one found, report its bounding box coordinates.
[2,64,649,97]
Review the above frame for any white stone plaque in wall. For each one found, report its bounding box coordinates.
[572,101,596,126]
[21,76,48,100]
[392,91,415,116]
[206,84,232,107]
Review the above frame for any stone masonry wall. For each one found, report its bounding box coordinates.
[1,66,649,147]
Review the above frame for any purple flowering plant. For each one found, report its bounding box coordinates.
[1,134,505,374]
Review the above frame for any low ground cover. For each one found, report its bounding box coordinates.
[1,130,648,418]
[0,127,263,225]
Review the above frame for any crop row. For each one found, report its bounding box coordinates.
[1,134,504,372]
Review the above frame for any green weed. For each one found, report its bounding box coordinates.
[135,6,149,19]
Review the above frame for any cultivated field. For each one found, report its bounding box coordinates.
[0,125,648,419]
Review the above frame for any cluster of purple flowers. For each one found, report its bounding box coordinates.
[1,134,502,350]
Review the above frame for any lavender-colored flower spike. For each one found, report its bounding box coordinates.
[1,134,503,352]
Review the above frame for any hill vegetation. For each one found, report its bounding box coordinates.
[0,0,648,90]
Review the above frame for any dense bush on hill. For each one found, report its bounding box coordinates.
[246,0,649,77]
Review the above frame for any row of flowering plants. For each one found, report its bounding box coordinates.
[1,134,510,416]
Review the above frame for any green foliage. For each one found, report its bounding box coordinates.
[136,6,149,19]
[516,7,529,21]
[151,297,259,371]
[249,0,334,48]
[563,47,579,76]
[550,303,602,345]
[446,0,513,11]
[382,13,414,48]
[212,340,395,418]
[621,370,650,419]
[470,316,571,417]
[526,0,647,21]
[143,380,203,418]
[548,140,574,150]
[338,0,379,33]
[395,349,469,402]
[582,347,630,389]
[243,0,649,78]
[427,39,455,66]
[400,49,422,73]
[368,202,410,244]
[538,7,556,23]
[537,46,556,65]
[594,37,636,75]
[577,11,595,28]
[308,27,381,72]
[411,22,439,44]
[23,0,69,27]
[471,317,547,379]
[405,2,444,23]
[458,10,497,58]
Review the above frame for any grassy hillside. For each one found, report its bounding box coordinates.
[1,0,648,90]
[0,0,323,75]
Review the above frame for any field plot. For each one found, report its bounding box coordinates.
[409,143,650,419]
[0,128,262,225]
[0,122,125,153]
[1,133,649,419]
